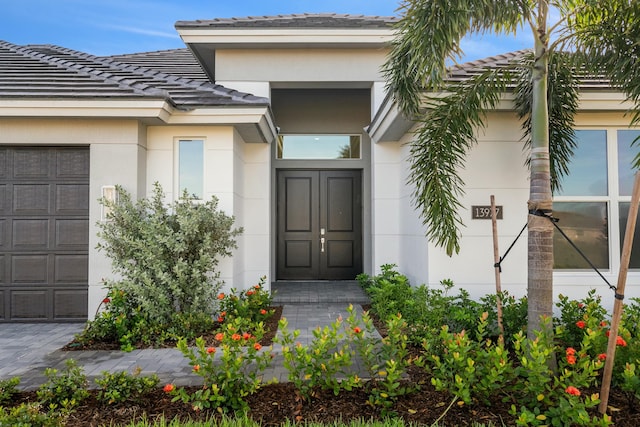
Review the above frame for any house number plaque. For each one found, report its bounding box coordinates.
[472,205,503,220]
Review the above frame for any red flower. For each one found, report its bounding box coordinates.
[254,343,262,351]
[217,293,225,300]
[163,384,175,393]
[215,333,224,341]
[260,309,267,315]
[217,317,224,323]
[243,332,252,340]
[206,347,216,354]
[102,297,111,304]
[616,336,627,347]
[220,311,226,317]
[193,364,200,372]
[606,330,611,337]
[254,285,261,289]
[565,386,581,396]
[353,327,362,334]
[567,355,577,365]
[576,320,586,329]
[578,303,585,309]
[231,333,242,341]
[246,290,255,296]
[598,353,607,361]
[566,347,576,356]
[600,321,608,327]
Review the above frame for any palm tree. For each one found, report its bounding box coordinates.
[384,0,640,337]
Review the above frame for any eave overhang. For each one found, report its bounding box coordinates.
[0,99,277,144]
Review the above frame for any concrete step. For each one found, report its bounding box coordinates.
[271,281,370,305]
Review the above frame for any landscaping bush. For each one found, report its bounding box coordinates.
[75,182,241,350]
[95,368,159,404]
[0,402,62,427]
[0,376,20,405]
[36,359,89,413]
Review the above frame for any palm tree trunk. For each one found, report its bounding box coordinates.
[527,9,554,340]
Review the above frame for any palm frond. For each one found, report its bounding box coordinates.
[409,68,512,255]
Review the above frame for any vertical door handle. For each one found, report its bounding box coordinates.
[320,237,325,252]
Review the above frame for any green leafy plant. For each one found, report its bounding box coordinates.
[75,182,241,350]
[217,277,274,326]
[36,359,89,413]
[275,316,358,402]
[346,306,416,417]
[510,317,611,426]
[0,402,62,427]
[95,368,159,404]
[420,312,514,406]
[171,317,273,413]
[0,376,20,405]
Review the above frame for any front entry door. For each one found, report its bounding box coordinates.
[277,170,362,280]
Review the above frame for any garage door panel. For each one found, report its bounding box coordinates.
[0,290,4,317]
[57,150,89,178]
[55,219,89,248]
[0,185,6,212]
[56,184,89,213]
[13,149,50,179]
[54,289,87,319]
[13,184,50,213]
[0,220,5,248]
[12,219,49,248]
[0,149,6,178]
[11,290,47,320]
[55,255,88,284]
[0,256,4,283]
[12,255,49,283]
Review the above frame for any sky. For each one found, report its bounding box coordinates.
[1,0,533,62]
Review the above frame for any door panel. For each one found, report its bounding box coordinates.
[277,170,362,280]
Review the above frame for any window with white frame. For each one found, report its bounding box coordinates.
[177,139,204,200]
[553,129,640,270]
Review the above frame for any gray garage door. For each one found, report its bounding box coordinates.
[0,147,89,322]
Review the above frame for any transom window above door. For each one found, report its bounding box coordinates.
[276,135,361,159]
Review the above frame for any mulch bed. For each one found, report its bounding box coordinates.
[8,305,640,425]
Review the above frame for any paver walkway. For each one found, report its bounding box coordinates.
[0,282,375,390]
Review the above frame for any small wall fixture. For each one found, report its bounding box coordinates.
[101,185,118,221]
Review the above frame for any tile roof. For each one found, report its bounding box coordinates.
[107,49,209,82]
[448,50,611,88]
[175,13,397,29]
[0,41,268,109]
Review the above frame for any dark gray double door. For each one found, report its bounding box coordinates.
[277,170,362,280]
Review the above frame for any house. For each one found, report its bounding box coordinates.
[0,14,637,322]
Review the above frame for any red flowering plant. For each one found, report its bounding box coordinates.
[555,289,608,350]
[172,317,274,413]
[217,276,274,327]
[510,316,611,426]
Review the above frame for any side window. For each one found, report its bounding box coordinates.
[553,130,609,269]
[177,139,204,199]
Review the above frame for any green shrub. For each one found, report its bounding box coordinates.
[218,277,274,326]
[171,317,274,413]
[36,359,89,413]
[75,182,241,350]
[0,403,62,427]
[0,376,20,405]
[95,368,159,404]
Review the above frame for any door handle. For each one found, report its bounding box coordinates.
[320,237,325,253]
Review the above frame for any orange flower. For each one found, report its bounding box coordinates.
[566,347,576,356]
[246,290,255,296]
[163,384,175,393]
[598,353,606,361]
[231,333,242,341]
[260,309,267,315]
[576,320,586,329]
[217,293,225,300]
[565,386,581,396]
[215,332,224,341]
[600,321,608,327]
[616,336,628,347]
[220,311,226,317]
[567,355,577,365]
[206,347,216,354]
[243,332,252,340]
[217,317,224,323]
[254,284,261,289]
[353,327,362,334]
[254,343,262,351]
[193,364,200,372]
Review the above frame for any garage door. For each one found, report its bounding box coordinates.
[0,147,89,322]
